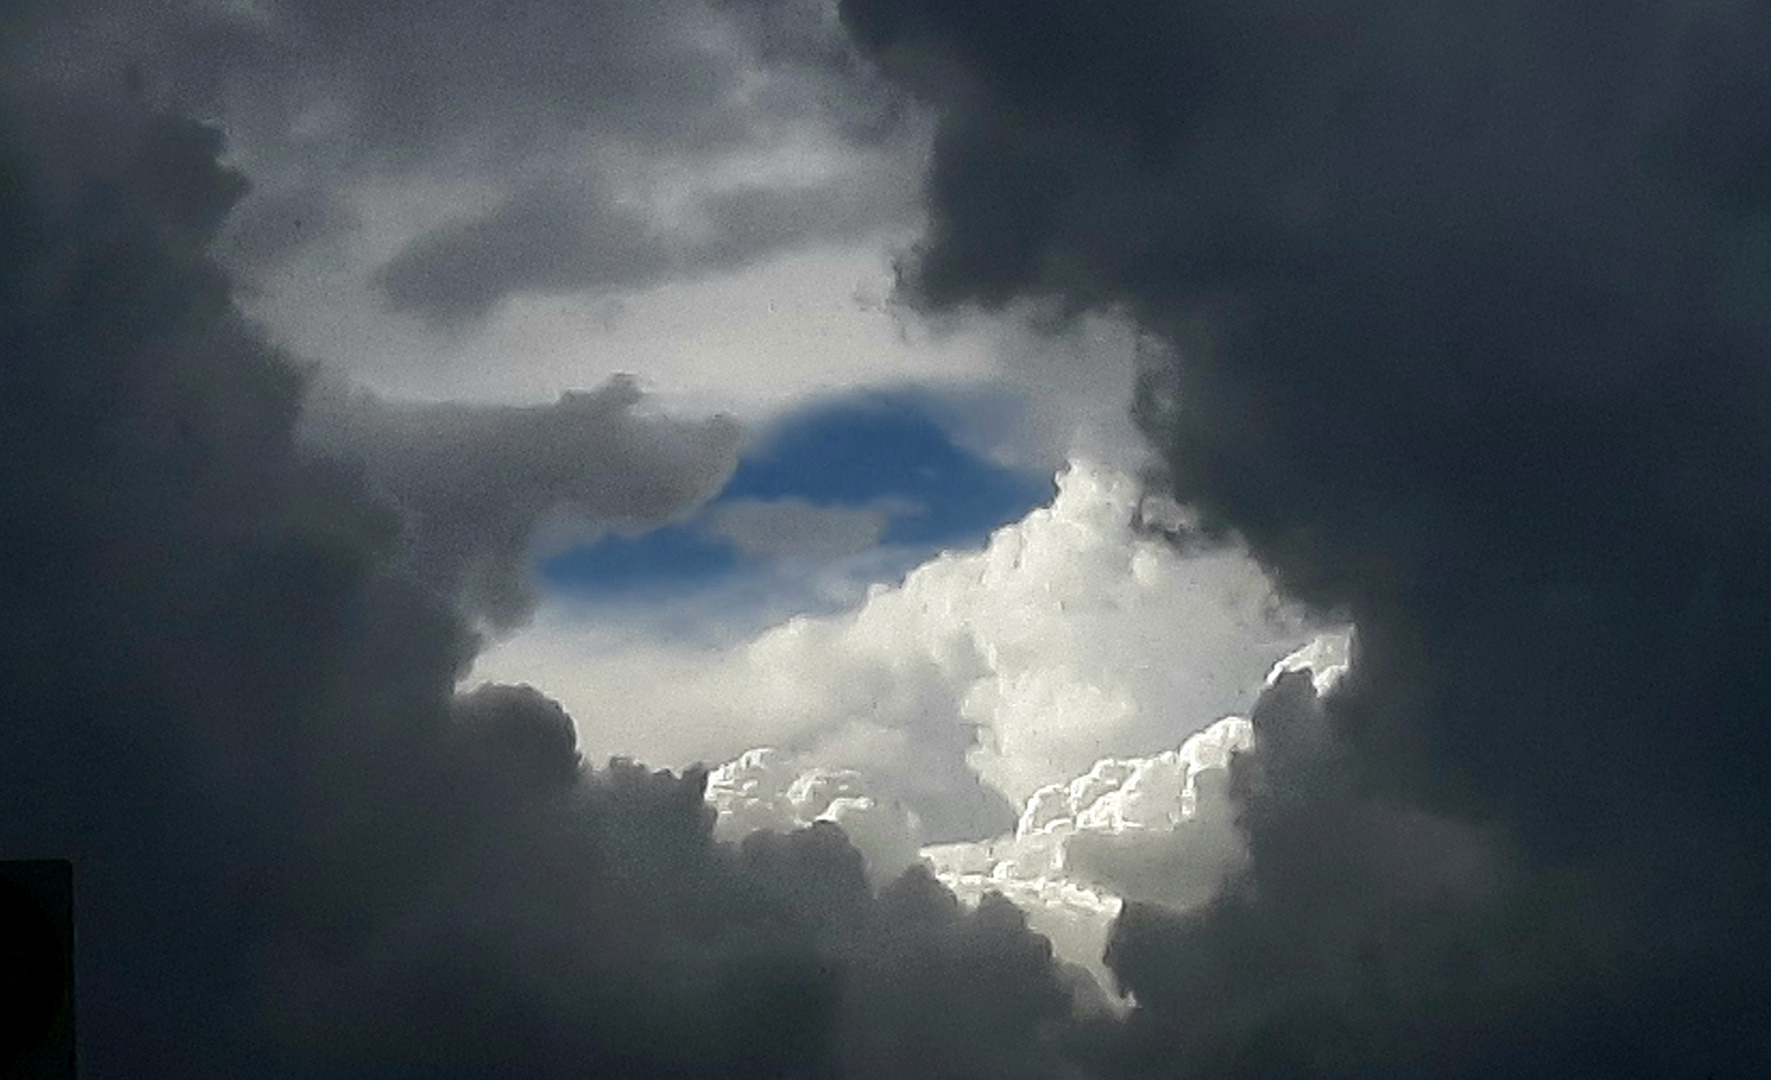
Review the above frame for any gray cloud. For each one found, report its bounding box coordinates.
[217,181,358,281]
[371,187,678,326]
[706,496,910,561]
[17,0,765,163]
[34,0,1771,1073]
[299,374,740,629]
[843,0,1771,1074]
[10,0,916,329]
[1101,670,1697,1079]
[0,61,1102,1080]
[374,167,915,326]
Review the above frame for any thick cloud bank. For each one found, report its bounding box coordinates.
[704,636,1348,984]
[929,713,1252,983]
[20,0,1771,1075]
[0,66,1103,1080]
[925,636,1346,981]
[845,0,1771,1074]
[4,0,958,432]
[14,0,914,329]
[299,376,740,629]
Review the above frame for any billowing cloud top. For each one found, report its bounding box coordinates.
[959,631,1340,977]
[479,458,1312,841]
[842,0,1771,1073]
[0,59,1134,1080]
[299,374,741,628]
[707,748,925,884]
[13,0,1771,1076]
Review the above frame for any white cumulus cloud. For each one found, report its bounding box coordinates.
[476,460,1320,840]
[705,748,923,885]
[923,635,1351,985]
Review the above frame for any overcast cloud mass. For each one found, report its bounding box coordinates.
[0,40,1101,1080]
[6,0,1771,1078]
[840,0,1771,1074]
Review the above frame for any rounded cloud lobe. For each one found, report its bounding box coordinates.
[707,749,925,885]
[298,374,741,630]
[21,0,1771,1075]
[928,713,1261,984]
[701,637,1346,987]
[0,69,1101,1080]
[17,0,917,327]
[481,459,1314,840]
[844,0,1771,1073]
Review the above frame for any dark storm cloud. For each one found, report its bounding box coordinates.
[1106,673,1539,1080]
[372,187,678,326]
[376,170,909,325]
[299,374,741,629]
[14,0,754,162]
[843,0,1771,1074]
[217,182,358,281]
[1104,668,1771,1080]
[0,58,1096,1080]
[8,0,913,325]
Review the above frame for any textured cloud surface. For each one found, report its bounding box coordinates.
[299,376,740,628]
[928,714,1253,981]
[697,635,1342,985]
[6,0,959,426]
[707,749,925,884]
[479,459,1312,840]
[20,0,908,302]
[17,0,1771,1076]
[844,0,1771,1073]
[0,62,1107,1080]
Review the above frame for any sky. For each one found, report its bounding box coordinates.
[5,1,1771,1079]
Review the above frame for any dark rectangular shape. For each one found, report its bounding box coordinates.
[1,859,74,1080]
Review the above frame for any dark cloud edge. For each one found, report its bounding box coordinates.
[839,0,1771,1076]
[0,74,1116,1080]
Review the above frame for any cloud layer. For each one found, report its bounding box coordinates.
[844,0,1771,1072]
[705,632,1350,987]
[17,0,1771,1075]
[299,375,740,628]
[20,0,910,286]
[0,64,1106,1080]
[6,0,959,426]
[479,459,1312,840]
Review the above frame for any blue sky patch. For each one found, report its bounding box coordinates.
[536,390,1052,597]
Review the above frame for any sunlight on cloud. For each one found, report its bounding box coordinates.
[707,635,1351,986]
[477,456,1354,987]
[921,635,1348,983]
[922,717,1248,990]
[477,460,1330,838]
[705,749,924,886]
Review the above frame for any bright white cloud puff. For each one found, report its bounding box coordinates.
[711,635,1351,983]
[484,460,1316,830]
